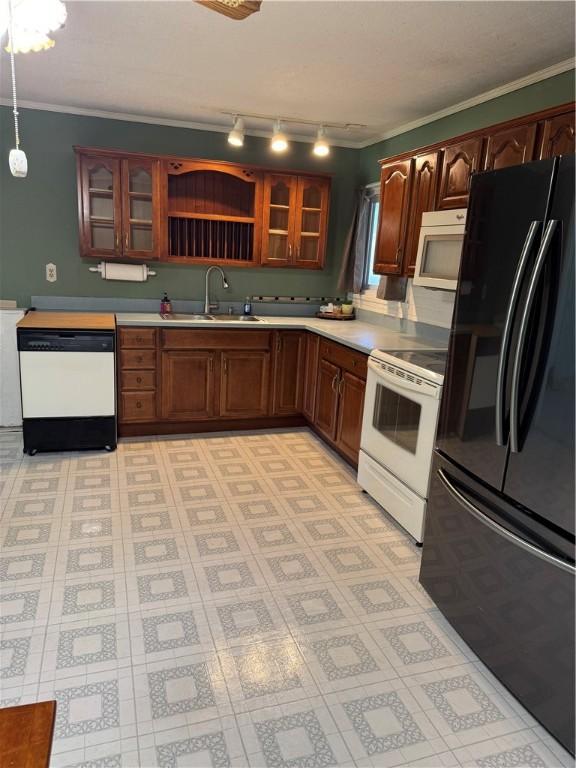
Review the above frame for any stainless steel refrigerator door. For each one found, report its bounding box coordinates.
[436,159,556,491]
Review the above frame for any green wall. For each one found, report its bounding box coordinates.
[1,70,573,307]
[0,108,360,307]
[359,70,575,184]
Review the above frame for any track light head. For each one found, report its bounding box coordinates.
[313,125,330,157]
[271,120,288,153]
[227,116,245,147]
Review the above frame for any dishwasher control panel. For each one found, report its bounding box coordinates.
[18,330,115,353]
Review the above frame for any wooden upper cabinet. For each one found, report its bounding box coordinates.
[292,176,330,269]
[220,350,270,418]
[437,137,483,209]
[403,151,440,276]
[537,110,576,159]
[260,173,330,269]
[373,159,413,275]
[121,158,162,260]
[483,123,537,171]
[261,174,297,267]
[78,154,122,258]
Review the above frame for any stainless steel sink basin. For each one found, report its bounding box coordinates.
[159,313,262,322]
[159,313,214,321]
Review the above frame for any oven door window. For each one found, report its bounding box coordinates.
[373,382,422,454]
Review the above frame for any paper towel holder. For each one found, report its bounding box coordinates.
[89,261,157,281]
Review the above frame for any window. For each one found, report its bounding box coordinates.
[364,189,380,289]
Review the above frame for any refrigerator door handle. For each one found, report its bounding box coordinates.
[495,221,541,446]
[509,219,559,453]
[437,468,575,575]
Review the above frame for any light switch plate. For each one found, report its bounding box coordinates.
[46,263,57,282]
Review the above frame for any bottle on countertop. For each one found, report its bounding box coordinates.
[243,297,252,316]
[160,292,172,314]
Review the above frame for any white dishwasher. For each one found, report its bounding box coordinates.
[18,329,116,454]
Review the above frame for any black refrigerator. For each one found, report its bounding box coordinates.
[419,155,575,754]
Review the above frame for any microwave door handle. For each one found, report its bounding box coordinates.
[509,219,558,453]
[495,221,541,446]
[437,469,575,575]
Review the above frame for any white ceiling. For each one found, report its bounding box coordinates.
[0,0,574,146]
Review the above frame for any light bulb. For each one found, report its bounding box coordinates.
[313,126,330,157]
[271,120,288,153]
[227,116,244,147]
[2,0,67,54]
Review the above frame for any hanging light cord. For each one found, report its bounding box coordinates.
[8,0,20,150]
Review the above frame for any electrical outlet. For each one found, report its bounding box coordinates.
[46,263,57,282]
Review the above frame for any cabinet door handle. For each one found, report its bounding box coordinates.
[115,232,120,250]
[339,378,344,396]
[136,376,142,384]
[209,357,214,373]
[125,233,129,250]
[288,244,292,260]
[136,355,143,363]
[331,374,339,393]
[276,336,282,353]
[136,400,142,409]
[223,358,228,375]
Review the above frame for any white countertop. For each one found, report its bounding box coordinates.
[115,313,446,355]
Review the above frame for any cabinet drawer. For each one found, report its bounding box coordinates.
[118,327,157,348]
[120,370,155,390]
[319,340,367,379]
[161,329,272,350]
[120,391,156,421]
[119,349,156,369]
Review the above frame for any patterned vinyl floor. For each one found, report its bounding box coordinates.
[0,427,572,768]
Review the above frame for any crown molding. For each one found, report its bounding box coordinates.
[0,58,573,150]
[356,58,575,149]
[0,98,362,148]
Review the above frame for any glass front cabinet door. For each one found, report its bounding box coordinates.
[121,158,161,259]
[260,173,330,269]
[77,151,162,260]
[79,155,122,257]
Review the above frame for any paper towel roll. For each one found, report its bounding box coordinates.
[89,262,156,281]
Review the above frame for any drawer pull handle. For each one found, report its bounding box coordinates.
[136,401,142,409]
[136,377,142,383]
[136,356,142,363]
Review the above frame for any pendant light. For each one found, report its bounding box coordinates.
[313,125,330,157]
[2,0,67,54]
[7,0,27,177]
[227,115,245,147]
[271,120,288,153]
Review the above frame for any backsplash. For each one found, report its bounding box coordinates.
[354,280,456,329]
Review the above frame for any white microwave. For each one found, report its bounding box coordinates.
[413,208,466,290]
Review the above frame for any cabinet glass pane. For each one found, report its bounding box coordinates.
[130,197,152,222]
[420,235,462,279]
[89,194,113,220]
[89,166,114,191]
[270,181,290,207]
[268,233,288,261]
[129,167,152,194]
[299,235,319,262]
[301,209,320,234]
[302,185,321,209]
[130,224,152,251]
[91,224,114,250]
[269,208,289,231]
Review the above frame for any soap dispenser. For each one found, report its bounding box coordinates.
[161,292,172,314]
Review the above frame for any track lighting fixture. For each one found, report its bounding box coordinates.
[271,120,288,153]
[313,125,330,157]
[227,115,245,147]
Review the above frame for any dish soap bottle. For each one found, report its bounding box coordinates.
[243,296,252,316]
[160,292,172,315]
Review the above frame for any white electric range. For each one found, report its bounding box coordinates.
[357,347,448,543]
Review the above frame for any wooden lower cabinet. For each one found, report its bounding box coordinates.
[220,351,270,418]
[272,331,305,415]
[302,333,320,421]
[336,372,366,463]
[161,351,216,420]
[118,326,367,465]
[314,359,340,440]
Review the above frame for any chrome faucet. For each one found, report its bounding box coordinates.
[204,266,229,315]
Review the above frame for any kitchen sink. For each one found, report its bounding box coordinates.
[159,313,263,322]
